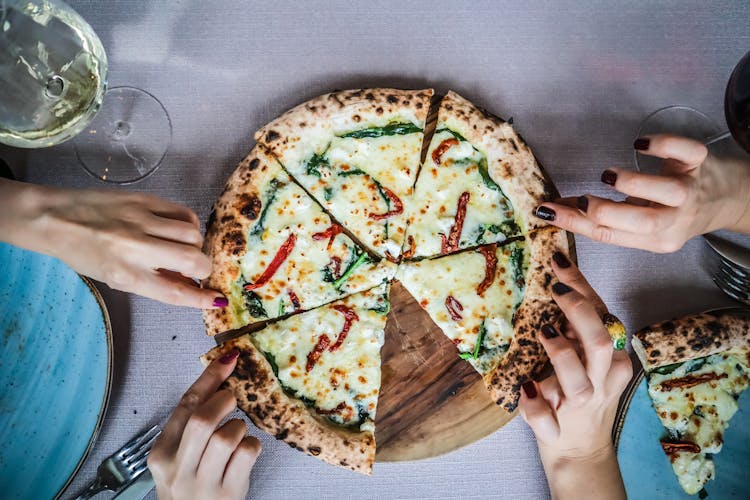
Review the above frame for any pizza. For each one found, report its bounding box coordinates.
[202,145,394,336]
[632,310,750,495]
[255,89,433,262]
[202,88,566,473]
[403,91,551,259]
[203,283,388,473]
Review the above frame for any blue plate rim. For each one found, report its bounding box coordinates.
[55,276,113,499]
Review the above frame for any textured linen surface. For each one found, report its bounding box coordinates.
[2,1,749,498]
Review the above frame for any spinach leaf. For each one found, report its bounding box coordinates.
[278,300,285,317]
[459,320,487,360]
[242,288,268,318]
[333,251,371,290]
[260,350,279,376]
[304,151,330,177]
[339,122,422,139]
[499,220,520,236]
[435,127,467,142]
[323,187,334,201]
[477,156,506,197]
[335,167,390,238]
[249,178,283,237]
[684,357,707,373]
[510,246,525,290]
[337,168,368,177]
[653,362,683,375]
[368,298,391,315]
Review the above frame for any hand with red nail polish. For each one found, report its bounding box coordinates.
[533,134,750,253]
[519,258,632,500]
[149,351,261,500]
[0,178,227,308]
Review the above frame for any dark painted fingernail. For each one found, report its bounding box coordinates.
[213,296,229,308]
[534,206,556,221]
[552,251,571,268]
[552,282,572,295]
[541,323,560,339]
[576,195,589,213]
[522,381,537,399]
[633,137,650,151]
[219,348,240,364]
[601,169,617,186]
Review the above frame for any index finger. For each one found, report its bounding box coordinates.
[635,134,708,173]
[158,350,240,454]
[549,252,607,316]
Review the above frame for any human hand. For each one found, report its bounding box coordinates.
[148,350,261,500]
[533,135,750,253]
[0,179,226,308]
[519,253,632,500]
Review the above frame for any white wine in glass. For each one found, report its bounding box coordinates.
[0,0,171,183]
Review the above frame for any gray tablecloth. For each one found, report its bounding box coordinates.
[2,1,750,498]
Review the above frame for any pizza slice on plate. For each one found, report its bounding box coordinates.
[202,283,390,474]
[397,226,568,411]
[632,310,750,495]
[403,91,554,259]
[202,145,394,336]
[255,89,433,262]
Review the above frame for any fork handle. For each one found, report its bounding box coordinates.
[75,477,108,500]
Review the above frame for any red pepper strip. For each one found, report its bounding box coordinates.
[312,224,343,250]
[329,304,360,352]
[306,334,330,372]
[327,256,342,279]
[369,185,403,220]
[441,192,470,254]
[316,401,348,416]
[402,235,416,260]
[244,233,296,290]
[288,290,301,312]
[445,295,464,321]
[476,244,498,296]
[660,440,701,455]
[432,138,459,165]
[384,250,400,264]
[658,372,728,392]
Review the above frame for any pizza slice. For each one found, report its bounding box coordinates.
[202,283,390,474]
[255,88,433,262]
[404,91,554,259]
[397,226,568,411]
[632,310,750,495]
[202,145,394,336]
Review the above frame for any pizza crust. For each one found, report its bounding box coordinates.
[202,145,282,336]
[438,91,557,233]
[485,226,570,411]
[202,337,376,474]
[632,309,750,371]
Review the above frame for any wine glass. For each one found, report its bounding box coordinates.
[0,0,171,183]
[634,48,750,172]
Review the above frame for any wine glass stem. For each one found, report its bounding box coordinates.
[704,130,732,146]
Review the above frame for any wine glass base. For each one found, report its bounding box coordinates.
[74,86,172,184]
[634,105,721,173]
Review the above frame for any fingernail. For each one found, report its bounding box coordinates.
[213,296,229,308]
[576,195,589,213]
[601,169,617,186]
[633,137,650,151]
[552,251,571,268]
[534,206,556,221]
[541,323,560,339]
[522,381,537,399]
[219,348,240,364]
[552,282,572,295]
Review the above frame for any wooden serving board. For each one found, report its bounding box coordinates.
[374,281,514,461]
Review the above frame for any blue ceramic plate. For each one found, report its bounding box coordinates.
[0,243,112,499]
[615,370,749,499]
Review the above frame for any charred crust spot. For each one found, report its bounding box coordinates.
[416,102,423,109]
[265,130,280,142]
[248,158,260,171]
[706,321,722,336]
[221,215,234,223]
[206,209,217,231]
[287,441,296,449]
[509,139,519,151]
[529,231,538,240]
[517,338,533,347]
[352,114,361,122]
[240,195,262,220]
[276,429,289,440]
[340,460,348,466]
[649,349,662,358]
[387,94,398,103]
[365,92,375,101]
[247,393,258,401]
[222,230,245,256]
[543,272,552,287]
[661,321,675,332]
[675,346,685,354]
[444,104,453,111]
[375,106,383,115]
[308,446,322,456]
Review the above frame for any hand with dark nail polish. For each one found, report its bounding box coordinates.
[519,254,631,500]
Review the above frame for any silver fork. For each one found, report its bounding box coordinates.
[75,424,161,499]
[704,233,750,305]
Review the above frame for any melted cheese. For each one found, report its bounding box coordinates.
[228,166,394,327]
[283,125,423,259]
[250,284,388,431]
[404,129,519,259]
[647,349,750,495]
[396,241,528,374]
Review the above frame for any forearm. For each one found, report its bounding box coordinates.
[540,446,626,500]
[0,178,60,255]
